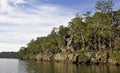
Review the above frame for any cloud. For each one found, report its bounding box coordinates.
[0,0,119,52]
[0,0,24,14]
[0,42,25,52]
[0,0,75,52]
[0,0,9,13]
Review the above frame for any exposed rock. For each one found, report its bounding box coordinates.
[68,54,74,61]
[54,53,68,62]
[108,58,120,66]
[36,54,42,61]
[33,50,120,66]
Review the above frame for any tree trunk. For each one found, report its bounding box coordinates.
[99,35,101,50]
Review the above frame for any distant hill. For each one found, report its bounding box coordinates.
[0,52,19,59]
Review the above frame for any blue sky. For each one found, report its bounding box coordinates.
[0,0,120,52]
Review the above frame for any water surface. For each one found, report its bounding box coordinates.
[0,58,120,73]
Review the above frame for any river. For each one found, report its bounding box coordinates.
[0,58,120,73]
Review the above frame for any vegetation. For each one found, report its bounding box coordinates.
[0,52,19,59]
[19,0,120,61]
[110,50,120,63]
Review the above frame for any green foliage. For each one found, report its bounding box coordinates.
[110,50,120,62]
[78,51,89,61]
[95,0,114,13]
[19,0,120,60]
[0,52,19,59]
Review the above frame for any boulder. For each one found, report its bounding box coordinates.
[36,54,42,61]
[68,54,74,61]
[54,53,67,62]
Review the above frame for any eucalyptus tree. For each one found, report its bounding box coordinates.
[57,25,70,47]
[68,14,86,49]
[95,0,115,50]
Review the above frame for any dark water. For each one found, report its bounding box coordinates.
[0,58,120,73]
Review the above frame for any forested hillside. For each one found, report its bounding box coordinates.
[19,0,120,64]
[0,52,19,59]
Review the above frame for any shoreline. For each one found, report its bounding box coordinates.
[21,50,120,66]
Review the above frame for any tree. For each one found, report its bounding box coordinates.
[95,0,115,50]
[95,0,114,13]
[18,0,120,60]
[69,14,86,49]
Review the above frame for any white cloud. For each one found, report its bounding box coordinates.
[11,0,25,4]
[0,0,9,13]
[0,0,75,52]
[0,42,25,52]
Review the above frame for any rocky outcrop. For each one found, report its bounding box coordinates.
[33,50,120,66]
[84,51,120,66]
[54,53,68,62]
[35,53,78,63]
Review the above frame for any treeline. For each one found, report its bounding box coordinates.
[0,52,19,59]
[19,0,120,60]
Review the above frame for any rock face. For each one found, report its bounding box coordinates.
[54,53,68,62]
[93,52,109,63]
[36,54,42,61]
[35,53,78,63]
[34,50,119,66]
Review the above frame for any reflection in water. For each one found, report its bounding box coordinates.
[25,61,120,73]
[18,60,28,73]
[0,58,120,73]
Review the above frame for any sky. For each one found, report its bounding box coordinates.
[0,0,120,52]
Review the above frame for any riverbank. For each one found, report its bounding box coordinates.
[22,50,120,66]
